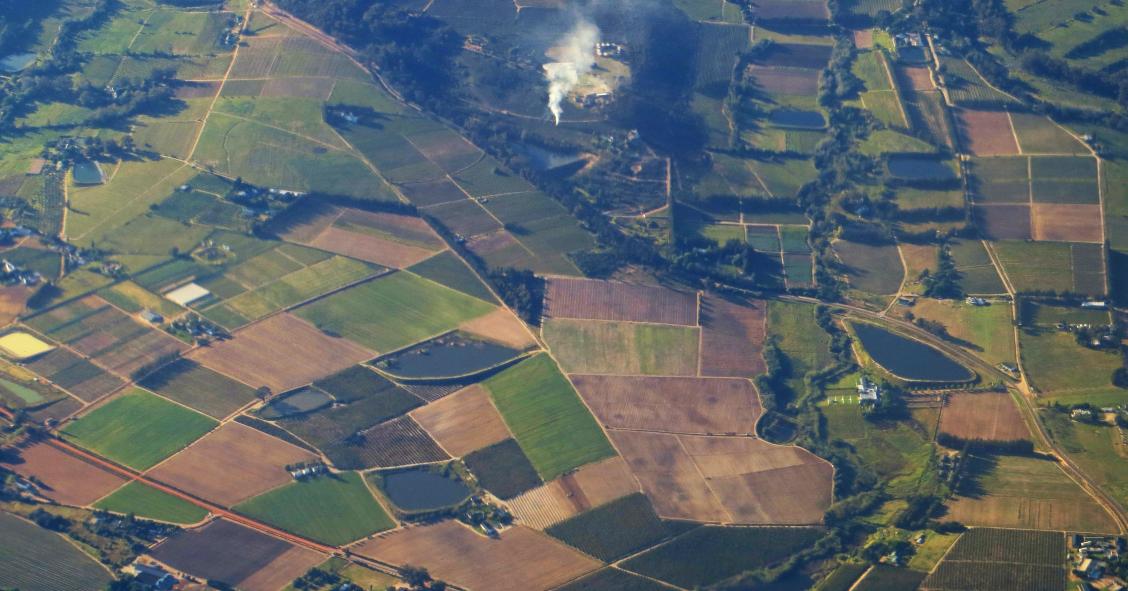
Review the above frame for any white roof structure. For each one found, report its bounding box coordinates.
[165,282,210,306]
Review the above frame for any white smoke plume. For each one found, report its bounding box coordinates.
[544,19,600,125]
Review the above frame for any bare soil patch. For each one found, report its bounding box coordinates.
[611,431,832,524]
[853,29,874,49]
[459,307,536,349]
[545,278,698,326]
[1031,204,1102,243]
[236,545,326,591]
[189,313,373,392]
[899,66,935,91]
[354,521,600,591]
[1,441,126,506]
[699,296,767,377]
[410,384,512,457]
[150,518,309,587]
[939,392,1030,442]
[956,109,1019,156]
[311,226,436,268]
[974,204,1032,240]
[748,66,820,95]
[148,421,317,507]
[572,375,761,435]
[0,285,33,326]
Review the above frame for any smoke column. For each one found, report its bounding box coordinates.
[544,19,600,125]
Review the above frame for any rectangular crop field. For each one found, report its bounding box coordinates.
[699,295,767,377]
[922,528,1066,591]
[572,375,761,435]
[484,354,615,480]
[1019,329,1121,394]
[507,456,640,529]
[545,277,698,325]
[945,454,1115,532]
[834,240,904,294]
[151,518,325,590]
[1010,112,1088,155]
[0,512,113,591]
[94,481,209,524]
[61,388,217,470]
[939,392,1030,442]
[1,441,127,507]
[354,522,600,591]
[542,319,699,376]
[25,348,125,402]
[188,312,374,393]
[235,472,395,545]
[409,384,512,457]
[139,359,258,419]
[322,415,449,470]
[546,493,675,561]
[294,271,495,353]
[149,421,318,507]
[955,109,1018,156]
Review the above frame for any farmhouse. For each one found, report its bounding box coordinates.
[140,309,163,325]
[965,296,988,306]
[857,376,881,404]
[164,283,210,307]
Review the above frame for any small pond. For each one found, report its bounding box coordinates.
[887,155,957,181]
[852,322,973,382]
[769,109,825,129]
[378,467,471,512]
[258,386,333,419]
[0,52,36,73]
[72,161,105,185]
[374,332,520,380]
[514,143,585,172]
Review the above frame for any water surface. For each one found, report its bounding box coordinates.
[852,322,972,382]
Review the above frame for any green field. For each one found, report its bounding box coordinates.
[768,300,833,399]
[1041,410,1128,513]
[0,512,113,591]
[139,359,259,419]
[835,240,905,295]
[993,241,1074,293]
[622,526,824,588]
[407,251,496,303]
[1010,112,1088,154]
[822,403,935,494]
[862,91,906,127]
[909,299,1016,366]
[546,494,680,561]
[235,472,395,546]
[484,354,615,481]
[854,51,892,91]
[1019,329,1120,393]
[542,319,700,376]
[94,481,209,524]
[295,271,495,353]
[463,438,543,499]
[860,130,935,156]
[61,388,218,470]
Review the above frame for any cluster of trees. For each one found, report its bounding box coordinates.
[486,268,543,324]
[921,243,962,298]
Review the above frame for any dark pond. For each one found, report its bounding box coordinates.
[375,332,519,379]
[515,143,585,172]
[887,155,957,181]
[769,109,825,129]
[258,387,333,419]
[852,323,973,382]
[72,161,105,185]
[379,468,471,511]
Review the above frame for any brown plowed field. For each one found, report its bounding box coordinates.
[189,313,373,393]
[148,422,317,507]
[749,66,820,95]
[354,521,600,591]
[0,285,32,326]
[939,392,1030,442]
[571,375,761,435]
[410,384,512,457]
[459,308,536,349]
[1031,204,1102,243]
[335,209,445,249]
[899,66,935,91]
[236,545,327,591]
[610,431,832,524]
[151,518,316,587]
[853,29,874,49]
[957,109,1019,156]
[311,225,437,268]
[1,441,127,506]
[699,296,767,377]
[545,278,698,325]
[507,455,640,529]
[975,204,1032,240]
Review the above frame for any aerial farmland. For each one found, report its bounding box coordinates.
[0,0,1127,589]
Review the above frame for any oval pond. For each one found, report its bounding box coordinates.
[852,322,973,382]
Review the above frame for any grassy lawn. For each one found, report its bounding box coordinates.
[94,481,209,524]
[61,388,217,470]
[484,354,615,481]
[295,271,496,353]
[542,319,699,376]
[908,299,1016,366]
[235,472,395,546]
[1019,329,1120,394]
